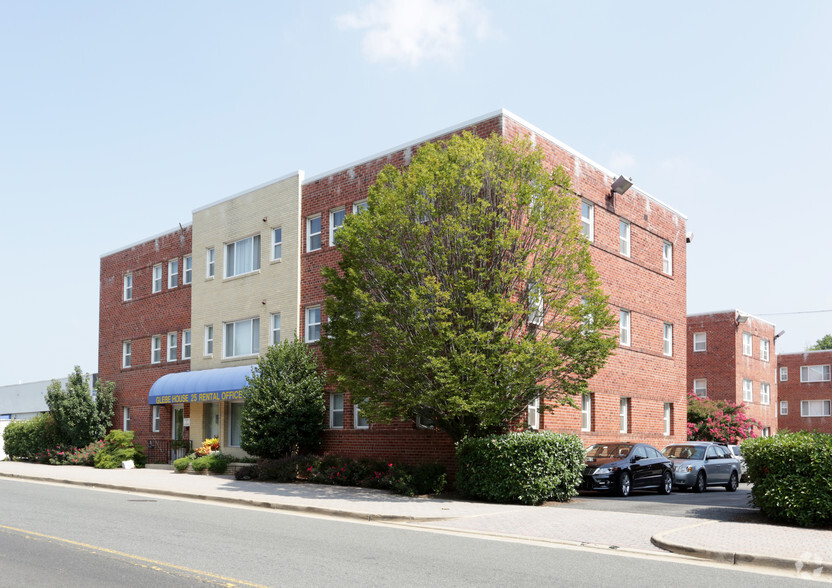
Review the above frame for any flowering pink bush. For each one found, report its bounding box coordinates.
[686,391,762,444]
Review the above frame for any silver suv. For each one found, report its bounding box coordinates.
[661,442,741,492]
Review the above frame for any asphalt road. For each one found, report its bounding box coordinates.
[0,478,809,587]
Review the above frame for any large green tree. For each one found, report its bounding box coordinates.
[321,132,617,442]
[809,334,832,350]
[45,366,115,448]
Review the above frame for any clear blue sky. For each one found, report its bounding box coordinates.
[2,1,830,385]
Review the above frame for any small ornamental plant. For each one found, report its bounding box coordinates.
[194,438,220,457]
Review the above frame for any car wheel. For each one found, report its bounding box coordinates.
[658,471,672,495]
[725,471,738,492]
[617,472,631,497]
[692,471,706,493]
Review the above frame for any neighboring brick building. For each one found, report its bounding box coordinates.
[777,350,832,434]
[687,310,778,436]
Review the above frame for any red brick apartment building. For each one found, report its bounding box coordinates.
[777,350,832,434]
[687,310,778,436]
[99,109,688,465]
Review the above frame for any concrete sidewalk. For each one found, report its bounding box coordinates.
[1,461,830,578]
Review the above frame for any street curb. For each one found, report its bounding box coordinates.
[0,472,450,524]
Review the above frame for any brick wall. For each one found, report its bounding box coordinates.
[778,350,832,434]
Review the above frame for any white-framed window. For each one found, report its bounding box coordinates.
[662,241,673,275]
[354,399,369,429]
[663,323,673,356]
[693,379,707,398]
[204,325,214,356]
[760,339,770,362]
[151,335,161,364]
[693,332,706,352]
[182,329,191,360]
[152,405,161,433]
[761,427,771,437]
[800,365,831,383]
[619,397,629,434]
[329,207,345,246]
[123,274,133,301]
[780,400,788,415]
[152,264,163,293]
[353,199,368,214]
[760,382,770,405]
[780,366,788,382]
[581,394,592,431]
[581,200,594,241]
[330,393,344,428]
[123,406,131,431]
[183,255,192,285]
[742,332,752,357]
[663,402,672,436]
[306,306,321,343]
[528,281,544,326]
[229,402,243,446]
[225,235,261,278]
[271,227,282,261]
[167,332,177,362]
[528,396,540,430]
[619,310,631,347]
[206,248,215,278]
[270,313,281,345]
[224,318,260,358]
[619,219,630,257]
[122,341,132,368]
[742,379,753,402]
[801,399,832,417]
[168,259,178,289]
[307,214,322,252]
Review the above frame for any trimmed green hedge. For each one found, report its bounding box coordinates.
[2,414,60,461]
[743,432,832,527]
[455,432,585,505]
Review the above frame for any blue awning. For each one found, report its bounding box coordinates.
[148,365,257,405]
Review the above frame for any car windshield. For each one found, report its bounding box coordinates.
[586,443,633,458]
[662,445,705,460]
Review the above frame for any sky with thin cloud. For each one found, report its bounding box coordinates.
[1,1,831,384]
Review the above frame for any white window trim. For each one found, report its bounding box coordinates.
[204,325,214,356]
[151,335,161,364]
[306,306,321,343]
[619,397,629,434]
[693,379,707,398]
[123,274,133,301]
[760,382,770,405]
[742,379,753,402]
[206,248,215,279]
[329,207,345,246]
[168,259,178,289]
[182,329,191,360]
[224,234,261,279]
[270,313,281,345]
[354,400,369,430]
[528,282,544,326]
[693,332,706,352]
[223,318,260,359]
[581,200,594,242]
[152,405,161,433]
[271,227,282,261]
[663,323,673,357]
[122,341,132,368]
[307,214,322,252]
[167,332,177,362]
[800,365,831,383]
[662,241,673,275]
[183,255,192,285]
[123,406,131,432]
[353,199,368,214]
[619,310,631,347]
[663,403,672,436]
[330,393,344,429]
[581,394,592,432]
[152,264,163,293]
[528,397,540,430]
[780,400,788,415]
[801,399,832,417]
[780,366,788,382]
[742,332,753,357]
[619,219,630,257]
[760,339,770,362]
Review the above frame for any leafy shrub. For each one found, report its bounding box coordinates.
[94,430,146,469]
[59,440,105,466]
[2,414,60,461]
[743,432,832,527]
[174,456,193,472]
[686,390,761,443]
[299,455,447,496]
[456,431,585,505]
[191,456,210,471]
[255,455,308,482]
[189,453,233,473]
[234,465,260,480]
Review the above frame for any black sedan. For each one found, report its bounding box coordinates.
[582,442,674,497]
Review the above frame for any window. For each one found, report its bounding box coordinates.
[182,330,191,360]
[760,339,770,362]
[619,310,631,347]
[663,323,673,356]
[662,241,673,275]
[151,335,161,364]
[742,332,752,357]
[780,367,788,382]
[353,199,368,214]
[801,399,831,417]
[780,400,788,416]
[619,397,629,434]
[123,274,133,301]
[329,207,345,245]
[743,379,753,402]
[225,235,261,278]
[122,341,132,368]
[761,427,771,437]
[229,403,243,446]
[204,325,214,356]
[204,402,219,438]
[528,282,544,326]
[152,264,163,293]
[167,332,177,361]
[224,318,260,358]
[306,306,321,342]
[168,259,178,289]
[183,255,192,284]
[354,399,369,429]
[800,365,831,383]
[663,403,673,436]
[270,313,281,345]
[206,248,215,278]
[152,405,161,433]
[619,219,630,257]
[760,382,770,405]
[272,227,282,261]
[693,379,707,398]
[123,406,131,431]
[307,215,322,252]
[330,393,344,428]
[693,332,706,352]
[580,200,594,241]
[581,394,592,431]
[528,397,540,430]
